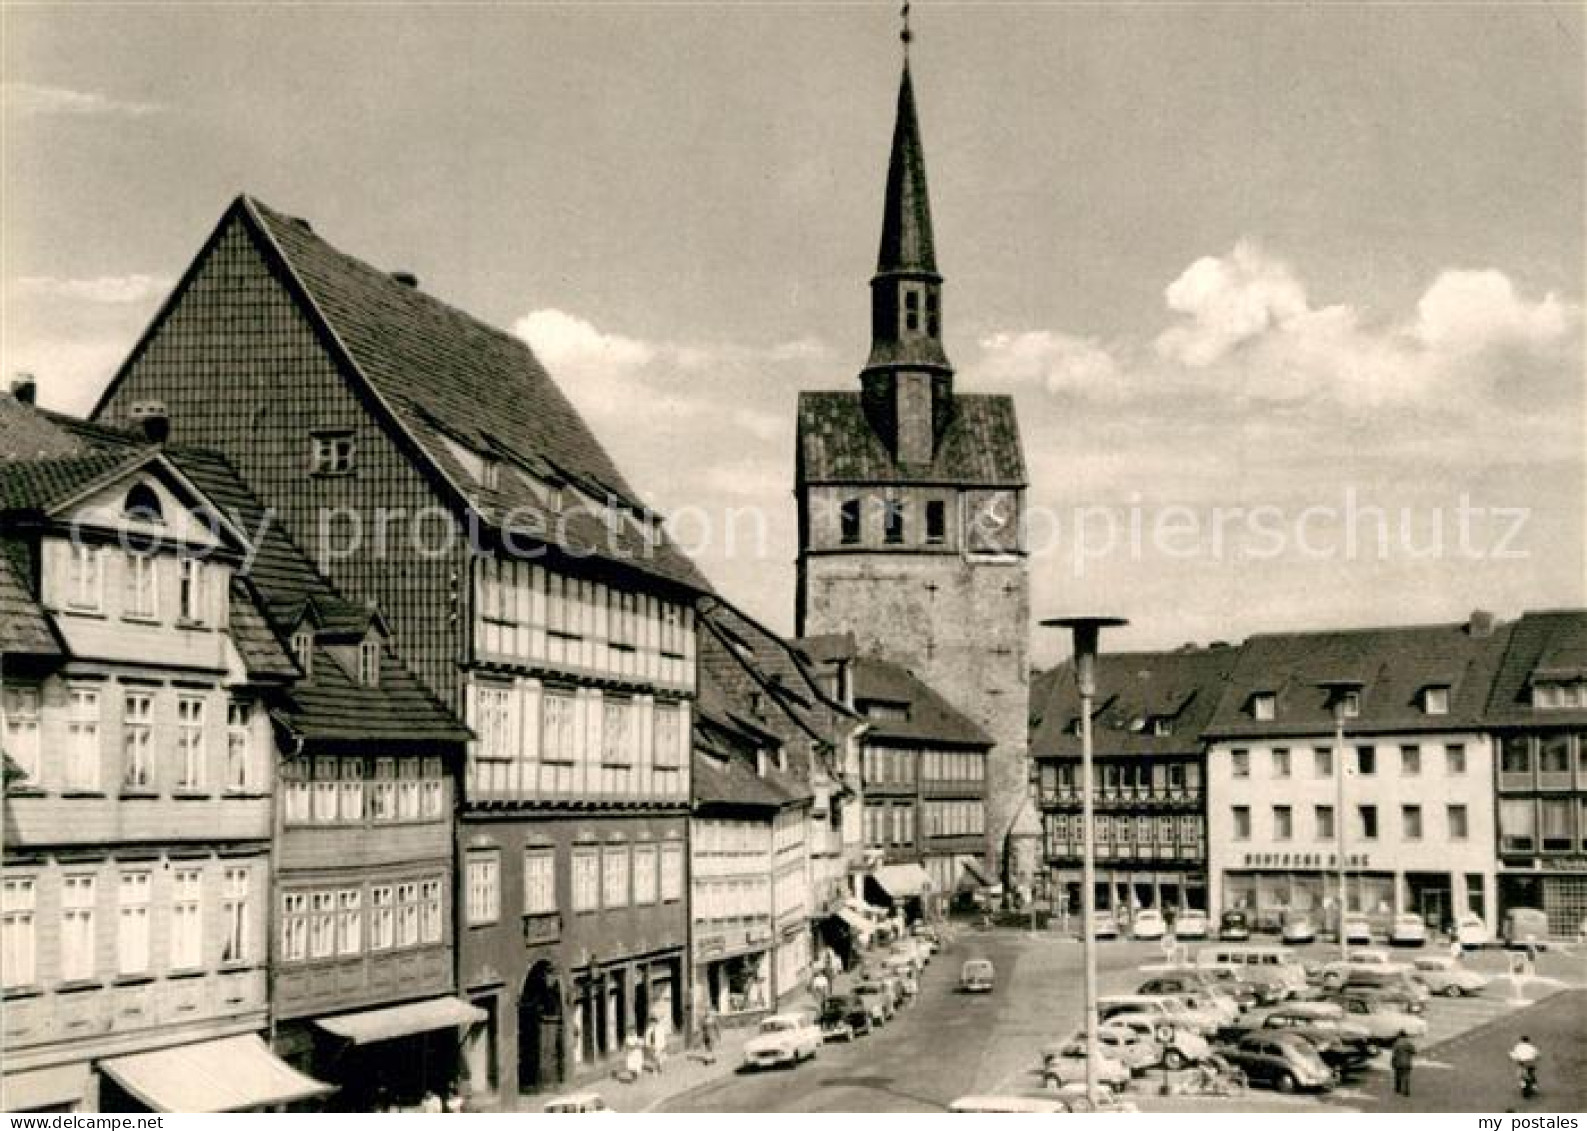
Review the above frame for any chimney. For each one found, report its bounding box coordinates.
[1467,609,1496,638]
[129,400,171,445]
[391,271,419,289]
[11,373,37,405]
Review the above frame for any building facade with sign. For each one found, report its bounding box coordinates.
[91,197,710,1105]
[1204,616,1508,937]
[1030,646,1235,920]
[1484,610,1587,938]
[0,400,327,1114]
[794,57,1031,886]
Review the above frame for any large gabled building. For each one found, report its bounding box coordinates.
[91,198,711,1104]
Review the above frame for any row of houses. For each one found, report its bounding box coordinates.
[1031,609,1587,941]
[0,186,991,1113]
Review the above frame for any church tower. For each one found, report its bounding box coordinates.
[795,34,1032,884]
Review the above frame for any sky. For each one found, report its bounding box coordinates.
[3,2,1583,665]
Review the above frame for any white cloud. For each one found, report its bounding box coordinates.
[1413,269,1569,355]
[13,274,173,305]
[1156,241,1309,368]
[514,307,655,371]
[2,82,164,118]
[975,329,1122,396]
[0,339,124,412]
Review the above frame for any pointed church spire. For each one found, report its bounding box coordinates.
[876,61,938,279]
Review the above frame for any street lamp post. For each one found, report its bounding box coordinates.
[1317,679,1363,963]
[1044,616,1127,1103]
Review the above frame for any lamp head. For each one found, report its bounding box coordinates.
[1043,616,1128,697]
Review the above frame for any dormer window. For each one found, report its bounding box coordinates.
[1151,718,1172,737]
[359,637,381,687]
[1251,692,1276,721]
[1340,691,1361,719]
[310,430,356,476]
[480,458,500,491]
[293,628,314,677]
[178,558,205,624]
[1422,686,1450,716]
[124,483,163,523]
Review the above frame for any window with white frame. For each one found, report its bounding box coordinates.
[122,691,154,789]
[602,698,634,766]
[476,684,515,761]
[398,760,421,820]
[281,760,311,823]
[312,758,338,823]
[176,695,205,790]
[117,872,151,975]
[2,877,36,988]
[338,758,365,821]
[397,882,420,947]
[337,889,362,956]
[2,687,41,784]
[466,851,500,925]
[420,880,443,943]
[660,842,684,902]
[421,756,444,818]
[1446,743,1467,775]
[546,573,581,639]
[178,558,205,624]
[123,552,158,620]
[524,850,556,915]
[1251,693,1276,721]
[359,637,381,687]
[369,886,394,951]
[572,849,600,912]
[1423,686,1450,715]
[171,868,203,970]
[542,690,578,764]
[608,590,638,651]
[66,543,105,612]
[280,893,308,962]
[633,845,658,905]
[309,891,336,959]
[310,431,356,476]
[602,844,629,908]
[225,700,252,791]
[292,628,314,677]
[659,603,686,659]
[654,703,683,769]
[371,758,397,821]
[221,867,248,964]
[61,874,97,982]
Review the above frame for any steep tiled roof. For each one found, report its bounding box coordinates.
[797,391,1025,486]
[850,655,993,748]
[0,538,60,657]
[1484,610,1587,727]
[1204,619,1512,738]
[0,396,99,461]
[693,672,805,810]
[0,451,145,514]
[1030,646,1239,759]
[227,198,709,595]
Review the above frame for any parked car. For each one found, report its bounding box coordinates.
[1389,913,1428,947]
[542,1092,609,1112]
[1408,955,1489,998]
[1503,908,1549,949]
[1330,994,1429,1043]
[742,1012,823,1069]
[883,957,919,998]
[1132,909,1167,941]
[1281,913,1317,945]
[911,922,941,952]
[1176,909,1211,940]
[1094,1023,1164,1074]
[1342,915,1374,946]
[959,958,995,993]
[1242,1008,1376,1072]
[1103,1011,1212,1070]
[1092,911,1120,940]
[1454,913,1488,950]
[819,995,870,1041]
[853,980,895,1023]
[1042,1035,1132,1091]
[1052,1083,1140,1113]
[1172,963,1270,1009]
[1136,975,1242,1020]
[1219,910,1252,941]
[1216,1032,1336,1093]
[1099,995,1220,1035]
[1320,948,1407,989]
[1339,967,1429,1007]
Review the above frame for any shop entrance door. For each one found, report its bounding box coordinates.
[518,961,564,1094]
[1407,873,1453,934]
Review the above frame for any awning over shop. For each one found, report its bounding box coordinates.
[314,996,486,1045]
[2,1062,89,1112]
[873,863,933,900]
[99,1035,333,1113]
[834,907,874,937]
[960,858,992,889]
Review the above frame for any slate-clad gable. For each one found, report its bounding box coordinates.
[1485,610,1587,726]
[797,391,1025,487]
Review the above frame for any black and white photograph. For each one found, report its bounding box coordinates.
[1,1,1583,1118]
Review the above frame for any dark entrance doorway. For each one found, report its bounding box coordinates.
[1407,872,1453,934]
[518,960,564,1094]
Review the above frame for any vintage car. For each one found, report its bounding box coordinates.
[1094,1023,1164,1074]
[742,1013,823,1069]
[852,980,895,1023]
[1281,913,1317,945]
[1102,1012,1212,1070]
[1092,911,1121,940]
[819,994,872,1041]
[1176,910,1211,940]
[1137,973,1248,1017]
[1215,1032,1336,1093]
[1330,994,1429,1043]
[1219,910,1252,941]
[1342,915,1375,946]
[1454,913,1489,949]
[1052,1083,1141,1113]
[1389,913,1429,947]
[1239,1008,1376,1072]
[1041,1036,1133,1091]
[542,1092,609,1113]
[882,956,920,998]
[1503,908,1549,949]
[1409,956,1490,997]
[1319,948,1408,988]
[960,958,996,993]
[1099,994,1222,1033]
[1132,908,1167,941]
[1338,967,1429,1006]
[911,923,942,953]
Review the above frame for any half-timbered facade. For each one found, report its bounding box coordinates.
[91,198,709,1104]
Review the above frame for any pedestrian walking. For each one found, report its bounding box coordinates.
[1391,1034,1416,1096]
[700,1008,720,1064]
[645,1017,667,1074]
[811,969,830,1005]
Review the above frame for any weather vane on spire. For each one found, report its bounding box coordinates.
[900,1,913,54]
